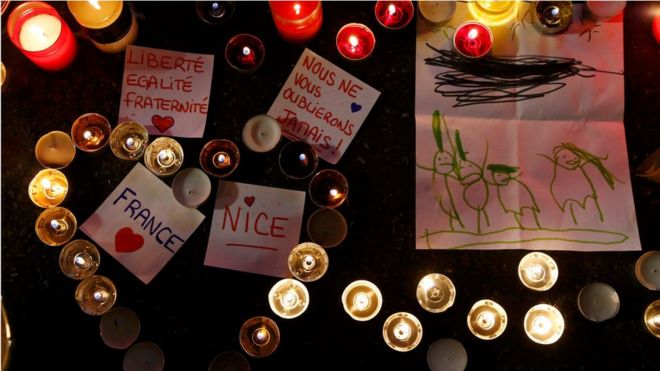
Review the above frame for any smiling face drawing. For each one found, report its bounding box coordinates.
[554,148,580,170]
[434,151,456,175]
[458,159,482,185]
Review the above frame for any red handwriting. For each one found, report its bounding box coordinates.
[300,54,364,98]
[126,48,206,73]
[126,74,193,92]
[222,206,288,238]
[338,78,363,98]
[294,72,322,98]
[123,93,208,114]
[281,89,354,136]
[302,54,336,87]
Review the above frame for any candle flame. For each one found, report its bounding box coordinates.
[41,178,52,190]
[294,3,301,15]
[349,35,359,47]
[329,188,339,198]
[393,321,412,340]
[83,130,93,141]
[88,0,102,10]
[388,4,397,16]
[532,315,552,335]
[354,292,370,311]
[242,46,251,56]
[468,28,479,39]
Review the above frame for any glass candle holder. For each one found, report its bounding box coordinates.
[288,242,329,282]
[28,169,68,208]
[278,141,318,179]
[336,23,376,61]
[208,351,250,371]
[242,114,282,153]
[374,1,414,30]
[453,21,493,59]
[239,316,280,358]
[199,139,240,178]
[68,0,138,54]
[342,280,382,321]
[71,113,112,152]
[100,307,141,350]
[518,252,558,291]
[144,137,184,177]
[635,251,660,291]
[269,0,323,44]
[532,1,573,34]
[225,33,265,74]
[383,312,423,352]
[306,208,347,248]
[1,62,7,90]
[416,273,456,313]
[467,299,507,340]
[35,131,76,169]
[59,239,100,280]
[1,302,11,371]
[123,342,165,371]
[644,300,660,339]
[268,278,309,319]
[171,168,212,208]
[418,1,456,25]
[110,121,149,161]
[196,1,236,25]
[427,338,468,371]
[577,282,620,322]
[467,0,519,26]
[524,304,564,345]
[35,206,77,246]
[75,275,117,316]
[308,169,349,208]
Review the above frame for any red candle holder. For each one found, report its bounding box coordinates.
[269,1,323,44]
[374,1,414,30]
[453,21,493,59]
[199,139,240,178]
[336,23,376,61]
[225,33,265,74]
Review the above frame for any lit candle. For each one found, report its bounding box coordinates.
[336,23,376,61]
[109,121,149,161]
[1,62,6,90]
[199,139,240,178]
[467,1,519,27]
[268,278,309,319]
[654,13,660,45]
[35,206,77,246]
[586,0,626,21]
[518,252,558,291]
[123,342,165,371]
[374,1,414,30]
[308,169,349,208]
[7,2,77,71]
[532,1,573,34]
[342,280,382,321]
[467,299,507,340]
[1,302,11,371]
[635,251,660,290]
[59,239,100,280]
[100,307,140,350]
[225,33,265,74]
[242,114,282,153]
[68,0,139,54]
[578,282,620,322]
[453,21,493,59]
[71,113,112,152]
[416,273,456,313]
[35,131,77,169]
[288,242,329,282]
[75,275,117,315]
[239,316,280,358]
[171,168,212,208]
[144,137,184,177]
[196,1,236,25]
[269,1,323,44]
[524,304,564,345]
[427,338,468,371]
[208,351,250,371]
[418,1,456,25]
[382,312,423,352]
[278,141,318,179]
[643,300,660,339]
[28,169,69,208]
[306,208,347,248]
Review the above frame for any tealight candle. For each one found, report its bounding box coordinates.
[524,304,564,345]
[308,169,349,208]
[35,206,77,246]
[196,1,236,25]
[109,121,149,161]
[586,0,626,21]
[342,280,382,321]
[100,307,140,350]
[416,273,456,313]
[225,33,265,74]
[28,169,68,208]
[518,252,558,291]
[7,2,77,71]
[643,300,660,339]
[71,113,112,152]
[306,208,347,247]
[269,1,323,44]
[453,21,493,59]
[288,242,329,282]
[382,312,423,352]
[278,141,318,179]
[374,1,415,30]
[467,299,507,340]
[242,114,282,153]
[578,282,620,322]
[35,131,76,169]
[172,168,212,208]
[427,338,468,371]
[199,139,240,178]
[239,316,280,358]
[68,0,139,54]
[1,62,6,90]
[336,23,376,61]
[635,251,660,290]
[144,137,184,177]
[59,239,100,280]
[1,302,11,371]
[208,351,250,371]
[532,1,573,34]
[75,275,117,315]
[123,342,165,371]
[268,278,310,319]
[467,0,519,27]
[418,1,456,25]
[654,14,660,45]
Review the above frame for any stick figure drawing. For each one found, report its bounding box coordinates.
[486,164,541,229]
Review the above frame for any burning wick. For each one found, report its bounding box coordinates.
[252,327,270,345]
[354,293,370,311]
[213,152,231,169]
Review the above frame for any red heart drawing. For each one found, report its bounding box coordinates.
[115,227,144,253]
[244,196,255,207]
[151,114,175,133]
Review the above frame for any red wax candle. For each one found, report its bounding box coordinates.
[336,23,376,61]
[269,1,323,44]
[653,13,660,45]
[374,0,414,30]
[453,21,493,58]
[225,33,265,73]
[7,2,77,71]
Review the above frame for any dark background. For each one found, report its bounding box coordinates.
[2,1,659,370]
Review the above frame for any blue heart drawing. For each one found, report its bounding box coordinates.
[350,102,362,113]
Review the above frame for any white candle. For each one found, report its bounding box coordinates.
[577,282,620,322]
[418,1,456,24]
[123,342,165,371]
[635,251,660,291]
[427,338,468,371]
[171,168,212,208]
[524,304,564,345]
[100,307,141,350]
[586,0,626,20]
[242,114,282,153]
[19,13,62,52]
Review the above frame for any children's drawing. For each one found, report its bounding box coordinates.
[455,131,490,233]
[486,164,541,229]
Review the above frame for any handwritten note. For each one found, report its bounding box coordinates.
[118,45,214,138]
[268,48,380,164]
[80,164,205,284]
[204,181,306,277]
